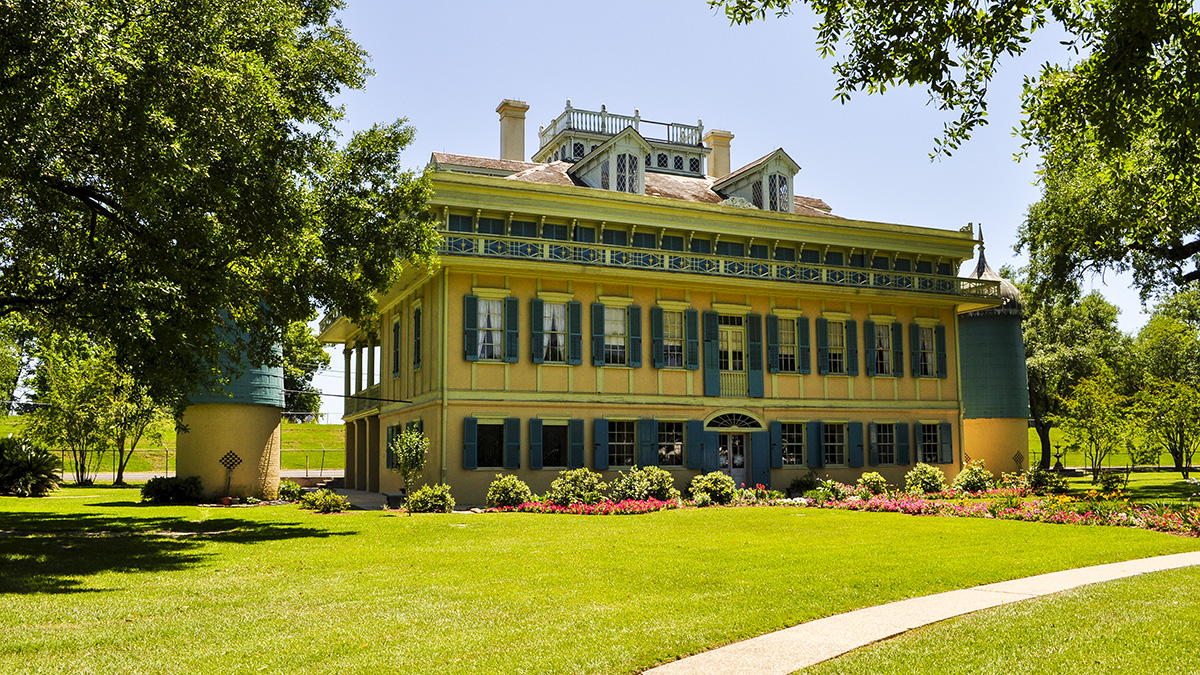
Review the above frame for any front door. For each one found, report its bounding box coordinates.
[719,433,748,488]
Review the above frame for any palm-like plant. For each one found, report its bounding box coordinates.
[0,435,62,497]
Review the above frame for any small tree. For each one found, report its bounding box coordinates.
[109,376,170,484]
[1135,378,1200,479]
[1053,369,1128,483]
[387,429,429,495]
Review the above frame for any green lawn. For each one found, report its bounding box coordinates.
[2,489,1198,675]
[1066,471,1200,504]
[1026,427,1188,470]
[800,565,1200,675]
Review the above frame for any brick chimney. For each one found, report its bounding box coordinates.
[703,129,734,178]
[496,99,530,161]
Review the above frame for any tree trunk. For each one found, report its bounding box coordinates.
[114,436,129,484]
[1035,421,1053,470]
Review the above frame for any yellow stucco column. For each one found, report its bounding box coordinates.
[177,403,282,500]
[962,418,1028,475]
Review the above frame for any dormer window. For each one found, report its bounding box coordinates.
[712,148,801,215]
[768,174,789,212]
[616,153,639,193]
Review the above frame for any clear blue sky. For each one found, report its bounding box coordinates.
[311,0,1147,421]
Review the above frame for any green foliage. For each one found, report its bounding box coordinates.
[1054,368,1129,482]
[0,436,61,497]
[299,489,352,514]
[0,0,439,409]
[141,476,203,505]
[905,463,947,495]
[688,472,737,505]
[814,479,850,502]
[545,468,607,507]
[1096,471,1129,494]
[387,429,430,491]
[693,492,713,508]
[789,471,820,494]
[486,474,533,508]
[405,483,455,514]
[856,472,888,496]
[1134,377,1200,479]
[282,322,331,422]
[608,465,681,502]
[277,480,303,502]
[1025,467,1070,495]
[952,460,995,493]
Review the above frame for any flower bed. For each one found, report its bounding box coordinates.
[487,497,681,516]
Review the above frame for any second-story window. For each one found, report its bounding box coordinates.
[478,299,504,361]
[919,326,937,377]
[778,318,797,372]
[543,302,567,363]
[662,310,684,368]
[873,323,891,375]
[827,321,846,375]
[604,306,628,365]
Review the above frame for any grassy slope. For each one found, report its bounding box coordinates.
[800,565,1200,675]
[2,489,1199,675]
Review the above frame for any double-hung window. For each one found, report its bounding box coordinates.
[873,323,892,375]
[781,423,806,465]
[918,326,937,377]
[604,306,628,365]
[777,318,797,372]
[874,423,896,464]
[477,422,504,468]
[542,302,567,363]
[412,307,422,369]
[608,421,636,467]
[658,421,684,466]
[826,321,846,375]
[662,310,684,368]
[823,422,846,466]
[920,423,941,464]
[542,423,568,467]
[477,299,504,361]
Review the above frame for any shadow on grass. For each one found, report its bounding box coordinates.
[1125,481,1198,503]
[0,510,352,595]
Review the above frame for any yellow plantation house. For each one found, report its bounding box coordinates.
[318,99,1028,504]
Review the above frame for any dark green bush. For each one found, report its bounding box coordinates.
[141,476,204,504]
[0,436,62,497]
[1096,470,1129,493]
[406,483,455,513]
[545,468,606,506]
[277,479,303,501]
[487,474,532,508]
[299,489,351,513]
[609,465,681,502]
[689,472,737,505]
[789,471,820,495]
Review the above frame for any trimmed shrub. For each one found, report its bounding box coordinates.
[905,463,947,494]
[609,465,681,502]
[693,492,713,508]
[141,476,204,504]
[0,436,62,497]
[487,474,532,508]
[299,489,351,513]
[406,483,455,513]
[545,468,606,506]
[277,480,303,502]
[952,460,994,493]
[856,472,889,496]
[1026,467,1070,495]
[689,471,737,505]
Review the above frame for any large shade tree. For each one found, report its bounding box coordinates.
[0,0,438,409]
[712,0,1200,296]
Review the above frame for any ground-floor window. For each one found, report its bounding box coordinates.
[608,421,635,467]
[920,423,940,464]
[658,421,683,466]
[543,423,568,467]
[875,423,895,464]
[824,422,846,466]
[781,423,805,465]
[477,423,504,468]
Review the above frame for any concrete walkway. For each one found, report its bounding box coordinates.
[644,551,1200,675]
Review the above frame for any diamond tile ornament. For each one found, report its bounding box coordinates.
[1012,451,1025,466]
[219,451,243,470]
[963,453,972,464]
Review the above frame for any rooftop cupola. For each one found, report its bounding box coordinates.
[962,228,1023,316]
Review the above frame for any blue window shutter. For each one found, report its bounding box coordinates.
[751,431,770,488]
[594,419,609,470]
[531,298,544,364]
[650,307,664,368]
[704,431,719,473]
[568,301,583,365]
[769,420,783,469]
[896,422,911,465]
[936,326,948,378]
[685,309,700,370]
[638,418,658,466]
[463,417,478,470]
[892,322,904,377]
[766,314,780,374]
[591,303,605,367]
[807,421,824,468]
[868,422,879,466]
[628,305,642,368]
[530,419,544,470]
[568,419,584,468]
[392,321,400,376]
[385,425,395,469]
[686,420,704,469]
[863,321,876,376]
[504,297,519,363]
[910,324,921,376]
[848,422,864,468]
[504,417,520,469]
[703,311,720,396]
[748,314,764,398]
[816,318,829,375]
[939,422,953,464]
[413,308,422,368]
[463,295,478,362]
[798,317,811,374]
[846,320,859,376]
